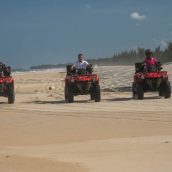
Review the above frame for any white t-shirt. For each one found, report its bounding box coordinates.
[75,60,89,70]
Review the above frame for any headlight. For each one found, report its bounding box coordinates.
[162,74,167,78]
[92,78,97,82]
[140,75,144,79]
[70,78,75,83]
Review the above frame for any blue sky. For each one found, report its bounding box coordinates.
[0,0,172,68]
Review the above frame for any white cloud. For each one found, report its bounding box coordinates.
[170,31,172,35]
[160,40,168,49]
[84,4,92,9]
[130,12,146,21]
[153,39,168,50]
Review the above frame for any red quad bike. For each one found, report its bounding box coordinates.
[0,66,15,104]
[132,62,171,100]
[64,65,101,103]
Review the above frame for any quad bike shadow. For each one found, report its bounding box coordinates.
[105,95,160,102]
[31,100,66,104]
[103,84,163,102]
[31,99,94,104]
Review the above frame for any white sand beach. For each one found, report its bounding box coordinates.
[0,65,172,172]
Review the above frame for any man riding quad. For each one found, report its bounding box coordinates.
[65,53,101,103]
[71,53,92,74]
[0,61,12,77]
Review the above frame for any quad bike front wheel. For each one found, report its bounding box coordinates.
[132,82,137,99]
[65,86,74,103]
[133,83,144,100]
[64,86,68,102]
[90,91,95,100]
[159,83,164,97]
[137,84,144,100]
[94,84,101,102]
[7,84,15,104]
[164,81,171,98]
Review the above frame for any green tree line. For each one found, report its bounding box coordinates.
[30,42,172,70]
[88,42,172,65]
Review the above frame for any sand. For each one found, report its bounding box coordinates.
[0,65,172,172]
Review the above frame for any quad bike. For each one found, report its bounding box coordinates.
[0,65,15,104]
[132,62,171,99]
[64,65,101,103]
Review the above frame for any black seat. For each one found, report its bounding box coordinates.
[66,65,76,75]
[135,63,144,72]
[4,66,11,77]
[86,64,93,74]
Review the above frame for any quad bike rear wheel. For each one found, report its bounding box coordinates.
[7,84,15,104]
[94,84,101,102]
[65,86,74,103]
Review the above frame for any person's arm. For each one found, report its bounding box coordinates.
[84,61,89,68]
[71,64,75,70]
[3,63,5,68]
[0,62,5,73]
[141,59,146,66]
[71,63,76,70]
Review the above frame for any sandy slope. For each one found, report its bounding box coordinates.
[0,65,172,172]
